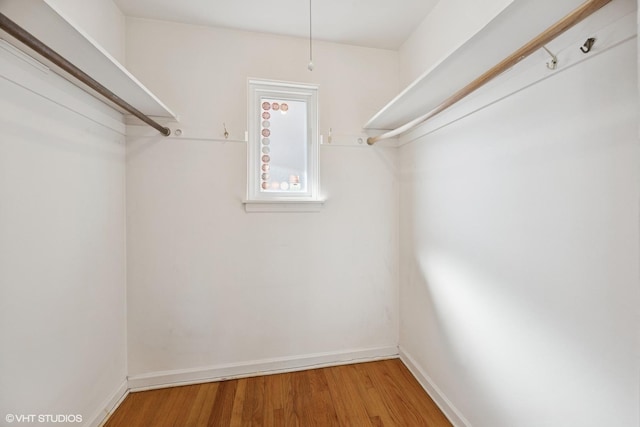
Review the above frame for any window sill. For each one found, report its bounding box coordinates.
[243,199,325,213]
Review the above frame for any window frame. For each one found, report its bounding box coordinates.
[246,79,320,206]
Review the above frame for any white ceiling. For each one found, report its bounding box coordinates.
[113,0,440,50]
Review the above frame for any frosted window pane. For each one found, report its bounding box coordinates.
[259,98,308,193]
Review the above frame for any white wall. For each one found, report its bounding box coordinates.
[124,19,400,380]
[0,42,127,427]
[399,30,638,427]
[398,0,512,87]
[47,0,126,64]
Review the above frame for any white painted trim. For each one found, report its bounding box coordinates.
[125,123,247,143]
[248,78,319,92]
[319,133,400,148]
[85,380,128,427]
[399,347,471,427]
[246,79,320,203]
[243,199,325,213]
[125,126,399,147]
[128,346,398,392]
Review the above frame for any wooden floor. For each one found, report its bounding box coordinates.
[104,359,452,426]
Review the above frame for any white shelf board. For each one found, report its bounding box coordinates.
[363,0,624,131]
[0,0,176,119]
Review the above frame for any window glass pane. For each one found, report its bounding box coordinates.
[259,98,308,193]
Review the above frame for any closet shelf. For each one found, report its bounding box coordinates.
[363,0,617,133]
[0,0,176,120]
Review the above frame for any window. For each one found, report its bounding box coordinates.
[245,79,322,212]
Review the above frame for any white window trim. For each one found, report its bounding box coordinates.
[243,199,325,213]
[244,79,323,212]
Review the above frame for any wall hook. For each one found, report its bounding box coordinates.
[542,46,558,70]
[328,127,332,144]
[580,37,596,54]
[223,123,229,139]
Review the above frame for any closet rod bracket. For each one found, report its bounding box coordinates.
[542,46,558,70]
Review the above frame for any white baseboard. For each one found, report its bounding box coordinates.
[84,380,129,427]
[85,347,463,427]
[128,346,399,392]
[399,347,471,427]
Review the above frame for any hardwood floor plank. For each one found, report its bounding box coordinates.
[102,391,135,427]
[291,370,312,426]
[372,360,451,426]
[272,407,285,426]
[208,379,238,426]
[103,360,452,427]
[281,370,300,427]
[386,360,453,426]
[229,378,247,427]
[193,382,220,426]
[352,362,403,426]
[162,384,198,426]
[183,384,212,426]
[349,363,400,426]
[263,373,283,426]
[140,387,175,426]
[325,365,375,427]
[308,368,340,426]
[130,388,170,426]
[241,375,266,426]
[369,415,383,427]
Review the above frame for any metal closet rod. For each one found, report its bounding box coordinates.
[0,12,171,137]
[367,0,612,145]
